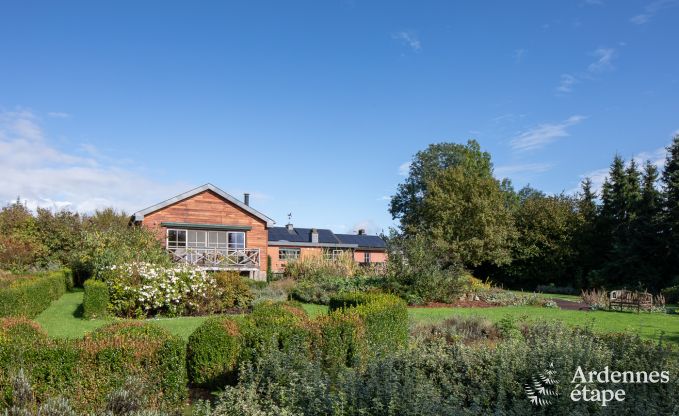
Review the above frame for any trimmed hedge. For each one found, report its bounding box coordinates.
[0,319,187,413]
[83,279,109,319]
[187,317,244,387]
[329,292,409,357]
[187,295,408,388]
[187,301,314,388]
[316,309,367,374]
[0,270,70,318]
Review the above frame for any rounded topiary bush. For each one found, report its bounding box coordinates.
[187,317,244,387]
[329,293,408,358]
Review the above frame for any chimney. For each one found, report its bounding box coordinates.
[358,229,366,235]
[243,193,250,206]
[286,223,294,232]
[310,228,319,243]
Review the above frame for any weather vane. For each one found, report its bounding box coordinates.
[287,212,292,222]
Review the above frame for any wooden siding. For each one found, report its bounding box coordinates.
[141,190,269,272]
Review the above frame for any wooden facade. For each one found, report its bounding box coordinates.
[133,184,387,279]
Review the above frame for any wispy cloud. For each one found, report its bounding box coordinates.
[398,161,411,176]
[0,109,189,213]
[510,115,586,151]
[630,0,678,24]
[556,74,579,94]
[377,195,391,201]
[554,47,616,94]
[47,111,70,119]
[513,48,526,63]
[393,31,421,52]
[495,162,554,177]
[588,48,616,72]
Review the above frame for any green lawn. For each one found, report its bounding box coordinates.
[301,303,678,344]
[36,291,678,344]
[35,290,219,340]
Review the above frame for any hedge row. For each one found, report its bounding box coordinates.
[329,292,409,358]
[0,318,187,413]
[187,294,408,389]
[0,269,71,318]
[83,279,109,319]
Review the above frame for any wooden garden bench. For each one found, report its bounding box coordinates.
[609,290,653,313]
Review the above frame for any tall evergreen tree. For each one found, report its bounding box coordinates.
[575,178,600,287]
[629,161,664,289]
[662,135,679,285]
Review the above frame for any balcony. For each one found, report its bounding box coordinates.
[168,247,260,270]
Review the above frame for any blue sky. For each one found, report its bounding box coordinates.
[1,1,678,234]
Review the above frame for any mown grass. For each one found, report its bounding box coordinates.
[35,290,220,339]
[35,291,678,344]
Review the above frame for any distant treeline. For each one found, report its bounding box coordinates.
[390,136,679,292]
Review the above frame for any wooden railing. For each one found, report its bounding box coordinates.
[168,247,260,269]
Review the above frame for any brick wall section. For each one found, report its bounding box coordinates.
[269,246,323,273]
[140,190,269,272]
[354,250,387,264]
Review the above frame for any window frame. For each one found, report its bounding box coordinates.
[279,248,301,261]
[166,228,246,251]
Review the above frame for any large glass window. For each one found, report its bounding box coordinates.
[363,252,371,263]
[167,229,186,248]
[187,230,207,248]
[167,229,245,250]
[228,232,245,250]
[279,248,300,260]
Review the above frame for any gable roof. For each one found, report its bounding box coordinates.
[335,233,387,249]
[132,183,275,226]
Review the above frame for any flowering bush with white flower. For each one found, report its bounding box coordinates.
[99,262,251,317]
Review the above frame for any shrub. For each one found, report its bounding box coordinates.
[241,301,314,361]
[101,262,237,317]
[536,283,579,295]
[250,278,295,304]
[83,279,109,319]
[0,320,187,413]
[207,320,679,415]
[386,234,466,304]
[412,315,499,343]
[661,285,679,304]
[213,271,254,308]
[0,270,67,318]
[581,288,609,309]
[0,317,47,345]
[316,309,367,374]
[187,317,244,387]
[290,275,385,305]
[329,293,408,358]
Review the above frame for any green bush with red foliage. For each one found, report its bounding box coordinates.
[0,319,187,413]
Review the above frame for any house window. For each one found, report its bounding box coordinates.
[167,229,245,250]
[279,248,300,260]
[228,232,245,250]
[167,229,186,248]
[363,252,371,263]
[324,249,345,260]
